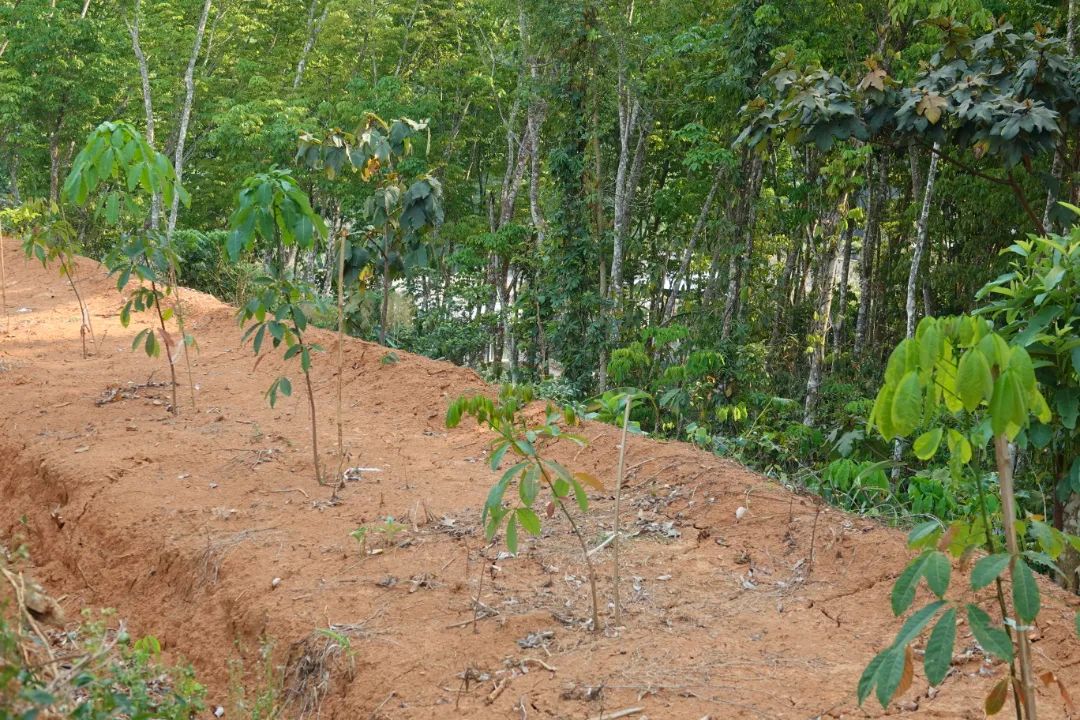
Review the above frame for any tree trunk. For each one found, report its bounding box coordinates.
[721,156,764,340]
[831,214,854,357]
[906,145,940,338]
[8,152,20,204]
[48,132,61,206]
[803,216,846,425]
[662,166,723,321]
[128,0,160,229]
[610,74,646,301]
[768,231,803,354]
[293,0,329,89]
[855,155,887,356]
[166,0,212,238]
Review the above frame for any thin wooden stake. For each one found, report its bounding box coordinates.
[612,394,632,627]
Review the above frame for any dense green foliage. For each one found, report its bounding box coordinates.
[2,0,1080,712]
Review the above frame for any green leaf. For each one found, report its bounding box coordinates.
[516,508,541,535]
[505,515,518,554]
[971,554,1011,590]
[893,600,946,647]
[858,650,886,706]
[957,349,993,411]
[907,521,942,549]
[924,552,951,598]
[874,645,907,709]
[1075,611,1079,637]
[913,428,943,460]
[966,604,1014,662]
[890,371,923,436]
[891,552,929,616]
[1011,558,1040,623]
[489,441,510,470]
[924,608,956,686]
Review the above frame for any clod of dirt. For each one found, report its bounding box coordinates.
[561,682,603,701]
[516,630,554,649]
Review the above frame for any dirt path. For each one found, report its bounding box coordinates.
[1,244,1078,719]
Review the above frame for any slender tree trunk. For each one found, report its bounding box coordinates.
[855,155,886,356]
[721,156,764,340]
[768,231,803,354]
[610,73,645,300]
[803,216,846,425]
[662,167,723,321]
[167,0,212,237]
[831,208,854,357]
[906,145,940,338]
[128,0,160,229]
[293,0,329,89]
[48,132,62,206]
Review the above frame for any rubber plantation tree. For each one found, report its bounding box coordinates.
[737,18,1078,233]
[977,214,1080,588]
[860,315,1080,717]
[446,386,605,631]
[14,200,98,358]
[63,121,194,413]
[296,115,444,344]
[227,168,331,490]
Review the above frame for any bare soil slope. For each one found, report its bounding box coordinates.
[1,244,1078,719]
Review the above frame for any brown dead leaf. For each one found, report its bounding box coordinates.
[574,471,603,490]
[858,68,887,92]
[917,93,948,124]
[896,645,915,697]
[985,677,1009,716]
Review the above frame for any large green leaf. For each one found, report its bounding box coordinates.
[873,645,907,709]
[913,428,943,460]
[890,371,923,436]
[893,600,946,648]
[923,551,951,598]
[924,608,956,686]
[858,650,886,706]
[957,349,993,411]
[971,553,1010,590]
[1011,558,1040,623]
[891,553,928,615]
[966,604,1014,662]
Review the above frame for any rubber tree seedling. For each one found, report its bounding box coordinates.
[297,115,444,345]
[977,218,1080,572]
[228,168,329,490]
[446,385,605,631]
[592,387,651,628]
[16,200,98,358]
[105,232,189,412]
[62,121,194,408]
[859,315,1080,717]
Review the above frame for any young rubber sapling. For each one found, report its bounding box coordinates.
[446,385,605,631]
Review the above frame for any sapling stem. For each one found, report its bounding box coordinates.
[994,434,1038,719]
[612,395,632,627]
[974,460,1023,720]
[302,362,324,487]
[335,229,347,495]
[59,257,96,358]
[163,250,197,411]
[537,462,601,632]
[1,220,8,334]
[149,278,179,414]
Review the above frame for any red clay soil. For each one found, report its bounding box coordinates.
[1,243,1079,720]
